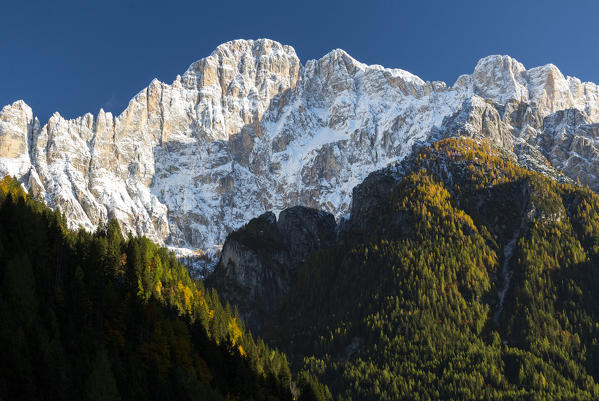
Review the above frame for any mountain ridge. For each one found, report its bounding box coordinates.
[1,38,598,253]
[254,137,599,400]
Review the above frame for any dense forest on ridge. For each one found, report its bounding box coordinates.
[263,138,599,401]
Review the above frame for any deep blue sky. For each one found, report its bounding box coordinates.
[2,0,598,123]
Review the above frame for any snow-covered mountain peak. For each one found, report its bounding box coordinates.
[316,48,365,70]
[469,54,529,104]
[474,54,526,75]
[2,40,599,254]
[210,38,298,59]
[3,99,33,115]
[182,38,300,90]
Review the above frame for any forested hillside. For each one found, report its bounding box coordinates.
[264,138,599,401]
[0,176,321,401]
[5,135,599,401]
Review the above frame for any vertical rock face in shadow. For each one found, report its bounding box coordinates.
[1,40,599,252]
[208,206,336,332]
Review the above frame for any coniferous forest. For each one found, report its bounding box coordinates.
[2,138,599,401]
[263,139,599,401]
[0,176,324,401]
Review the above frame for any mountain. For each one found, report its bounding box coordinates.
[207,206,336,332]
[212,138,599,400]
[0,175,335,401]
[1,39,598,253]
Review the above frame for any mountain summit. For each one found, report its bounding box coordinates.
[1,39,598,251]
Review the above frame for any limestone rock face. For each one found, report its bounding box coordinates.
[436,96,599,187]
[1,40,599,253]
[470,55,529,105]
[209,206,336,331]
[0,101,36,176]
[0,101,31,158]
[535,110,599,188]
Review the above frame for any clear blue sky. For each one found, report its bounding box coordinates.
[2,0,598,123]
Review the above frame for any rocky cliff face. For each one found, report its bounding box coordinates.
[208,206,335,331]
[1,39,598,252]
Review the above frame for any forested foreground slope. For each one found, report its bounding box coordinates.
[0,176,328,401]
[263,138,599,401]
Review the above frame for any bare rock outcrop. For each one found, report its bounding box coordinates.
[209,206,335,332]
